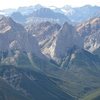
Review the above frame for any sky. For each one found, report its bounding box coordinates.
[0,0,100,10]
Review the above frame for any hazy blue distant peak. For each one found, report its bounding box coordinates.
[62,5,72,9]
[34,4,44,9]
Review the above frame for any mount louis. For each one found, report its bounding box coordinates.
[0,4,100,100]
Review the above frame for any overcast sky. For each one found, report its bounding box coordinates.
[0,0,100,10]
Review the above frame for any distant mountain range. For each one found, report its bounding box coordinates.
[51,5,100,23]
[0,4,100,24]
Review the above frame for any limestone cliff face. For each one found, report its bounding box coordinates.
[42,22,81,62]
[54,22,79,59]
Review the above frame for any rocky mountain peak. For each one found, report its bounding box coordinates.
[0,15,26,34]
[41,22,81,62]
[54,22,80,60]
[0,16,44,59]
[0,15,12,33]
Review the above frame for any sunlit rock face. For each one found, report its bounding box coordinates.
[77,17,100,52]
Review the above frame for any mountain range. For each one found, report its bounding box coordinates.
[51,5,100,23]
[0,4,100,100]
[1,4,100,24]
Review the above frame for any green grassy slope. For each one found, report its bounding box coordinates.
[0,65,75,100]
[0,78,30,100]
[81,89,100,100]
